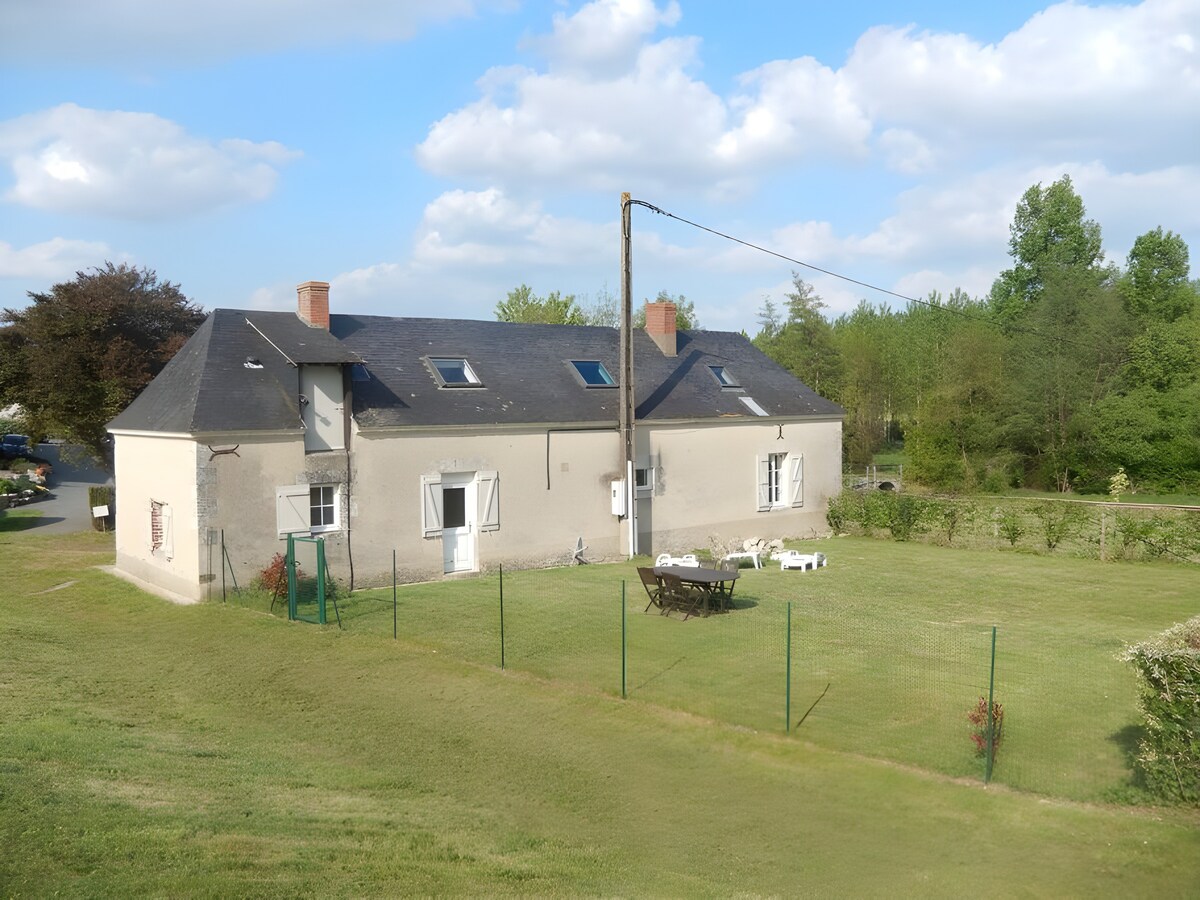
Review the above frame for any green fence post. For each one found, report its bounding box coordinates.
[986,625,997,784]
[316,538,327,625]
[786,601,792,733]
[286,533,296,621]
[621,580,627,699]
[220,529,226,602]
[499,563,505,670]
[392,549,397,640]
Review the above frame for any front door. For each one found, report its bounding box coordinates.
[441,475,475,573]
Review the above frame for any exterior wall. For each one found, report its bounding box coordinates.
[634,417,843,556]
[349,426,624,585]
[113,433,202,599]
[114,414,842,597]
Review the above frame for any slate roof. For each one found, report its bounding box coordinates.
[110,309,842,435]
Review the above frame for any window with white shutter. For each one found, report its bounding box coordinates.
[789,455,805,508]
[421,474,443,537]
[276,484,311,536]
[477,471,499,532]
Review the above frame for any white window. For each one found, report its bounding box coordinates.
[150,499,173,558]
[570,360,616,387]
[276,483,340,536]
[309,485,338,533]
[740,396,770,416]
[756,452,805,511]
[708,365,741,389]
[428,357,482,387]
[635,465,654,498]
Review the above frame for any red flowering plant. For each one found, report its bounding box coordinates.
[968,696,1004,757]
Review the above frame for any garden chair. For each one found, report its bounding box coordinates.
[638,566,664,613]
[660,573,704,620]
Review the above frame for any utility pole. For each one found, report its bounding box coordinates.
[619,192,636,558]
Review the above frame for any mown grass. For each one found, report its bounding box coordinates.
[3,518,1199,895]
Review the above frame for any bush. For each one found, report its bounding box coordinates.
[967,696,1004,757]
[996,508,1025,547]
[254,552,299,596]
[1033,501,1082,551]
[1123,617,1200,804]
[88,485,115,531]
[0,477,18,495]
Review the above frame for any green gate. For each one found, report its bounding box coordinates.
[286,533,327,624]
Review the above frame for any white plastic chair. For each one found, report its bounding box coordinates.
[679,554,700,568]
[655,553,673,567]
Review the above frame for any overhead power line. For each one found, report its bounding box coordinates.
[628,198,1109,351]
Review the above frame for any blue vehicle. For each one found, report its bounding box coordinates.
[1,434,31,458]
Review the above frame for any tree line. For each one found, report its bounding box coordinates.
[751,177,1199,495]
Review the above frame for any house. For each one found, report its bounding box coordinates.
[108,282,843,600]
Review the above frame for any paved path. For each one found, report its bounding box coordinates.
[15,444,112,534]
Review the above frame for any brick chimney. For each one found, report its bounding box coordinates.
[297,281,330,329]
[644,300,676,357]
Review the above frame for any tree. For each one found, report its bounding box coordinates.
[1122,227,1196,323]
[990,175,1105,322]
[0,263,205,464]
[754,296,782,341]
[495,284,588,325]
[632,290,700,330]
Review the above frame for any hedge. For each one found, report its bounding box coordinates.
[1123,617,1200,804]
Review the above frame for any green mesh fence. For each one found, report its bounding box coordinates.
[214,534,1181,803]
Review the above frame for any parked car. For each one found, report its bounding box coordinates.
[1,434,31,458]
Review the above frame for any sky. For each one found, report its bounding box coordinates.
[1,0,1198,332]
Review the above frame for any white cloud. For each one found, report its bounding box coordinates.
[0,237,116,280]
[0,0,502,66]
[524,0,682,77]
[0,104,300,220]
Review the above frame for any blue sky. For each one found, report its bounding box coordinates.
[2,0,1197,331]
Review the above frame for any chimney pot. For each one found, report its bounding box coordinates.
[644,300,677,357]
[297,281,330,329]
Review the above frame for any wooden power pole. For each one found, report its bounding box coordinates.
[619,192,636,557]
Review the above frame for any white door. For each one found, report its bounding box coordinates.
[441,475,475,573]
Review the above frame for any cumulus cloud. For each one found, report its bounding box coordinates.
[0,237,116,280]
[0,0,500,66]
[0,104,299,220]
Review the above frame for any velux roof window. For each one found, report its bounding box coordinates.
[569,360,616,387]
[739,396,770,416]
[708,365,740,389]
[428,357,482,387]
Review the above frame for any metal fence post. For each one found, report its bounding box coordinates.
[621,580,627,699]
[786,601,792,733]
[220,529,226,602]
[986,625,997,784]
[392,549,397,640]
[499,563,506,670]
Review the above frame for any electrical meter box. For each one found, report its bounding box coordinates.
[611,480,626,516]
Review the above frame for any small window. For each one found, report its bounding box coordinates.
[708,365,740,388]
[767,453,786,507]
[310,484,339,532]
[739,396,770,416]
[569,360,616,387]
[635,465,654,498]
[429,357,482,387]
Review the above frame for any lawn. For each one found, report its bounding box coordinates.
[3,517,1199,895]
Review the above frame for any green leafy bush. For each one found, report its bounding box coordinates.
[1123,617,1200,804]
[87,485,115,531]
[1033,501,1083,551]
[253,552,300,595]
[996,508,1025,547]
[0,478,18,495]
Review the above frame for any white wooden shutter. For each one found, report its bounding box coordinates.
[421,474,443,537]
[276,484,310,536]
[756,455,771,511]
[477,471,499,532]
[150,500,164,550]
[161,504,174,558]
[789,454,805,508]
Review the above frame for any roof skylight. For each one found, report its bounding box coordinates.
[429,357,482,387]
[739,396,770,416]
[569,360,616,387]
[708,365,740,388]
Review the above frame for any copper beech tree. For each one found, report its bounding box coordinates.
[0,263,205,466]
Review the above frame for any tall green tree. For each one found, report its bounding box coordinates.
[990,175,1105,323]
[495,284,587,324]
[0,263,205,464]
[1122,227,1196,323]
[757,274,840,396]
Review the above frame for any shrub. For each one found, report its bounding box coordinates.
[0,478,18,495]
[931,498,977,545]
[1123,617,1200,804]
[87,485,115,531]
[1033,501,1082,551]
[967,696,1004,758]
[254,552,299,595]
[996,508,1025,547]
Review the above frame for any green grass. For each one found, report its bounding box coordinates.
[1008,487,1200,507]
[3,529,1199,895]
